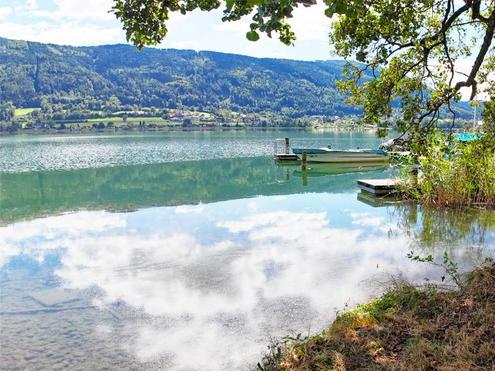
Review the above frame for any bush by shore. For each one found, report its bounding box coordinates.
[258,264,495,370]
[399,133,495,209]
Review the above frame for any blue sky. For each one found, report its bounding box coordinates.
[0,0,335,60]
[0,0,480,100]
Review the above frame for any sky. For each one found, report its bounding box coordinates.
[0,0,336,61]
[0,0,482,100]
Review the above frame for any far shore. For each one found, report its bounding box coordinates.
[0,125,378,136]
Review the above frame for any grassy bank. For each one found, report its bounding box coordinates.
[258,264,495,370]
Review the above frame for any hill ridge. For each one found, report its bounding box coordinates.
[0,36,355,118]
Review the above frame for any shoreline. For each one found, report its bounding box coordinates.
[0,126,303,136]
[0,125,378,136]
[258,263,495,370]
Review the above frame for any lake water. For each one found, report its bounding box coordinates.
[1,131,494,370]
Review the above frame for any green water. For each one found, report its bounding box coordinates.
[0,130,388,223]
[0,157,389,223]
[0,131,494,371]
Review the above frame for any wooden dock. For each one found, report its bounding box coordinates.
[273,137,300,162]
[357,178,398,195]
[274,153,299,161]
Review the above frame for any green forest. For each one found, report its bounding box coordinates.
[0,37,474,125]
[0,36,358,117]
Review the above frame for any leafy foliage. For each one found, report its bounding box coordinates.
[331,0,495,134]
[0,101,15,122]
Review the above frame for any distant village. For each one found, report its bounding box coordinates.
[0,105,363,133]
[0,102,476,134]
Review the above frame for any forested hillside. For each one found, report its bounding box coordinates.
[0,36,361,118]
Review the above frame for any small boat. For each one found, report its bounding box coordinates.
[291,147,388,163]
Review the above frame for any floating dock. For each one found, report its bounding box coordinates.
[273,137,299,161]
[357,178,398,195]
[274,153,299,161]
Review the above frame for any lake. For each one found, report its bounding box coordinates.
[1,131,494,370]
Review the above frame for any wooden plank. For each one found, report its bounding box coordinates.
[358,179,398,187]
[274,154,299,161]
[357,178,398,195]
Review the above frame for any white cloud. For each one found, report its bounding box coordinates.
[1,194,489,370]
[51,0,115,21]
[211,1,330,43]
[0,6,13,20]
[49,209,424,369]
[213,18,250,33]
[175,204,205,214]
[0,0,335,60]
[0,0,124,46]
[0,211,126,265]
[290,1,330,42]
[16,0,115,21]
[0,20,124,45]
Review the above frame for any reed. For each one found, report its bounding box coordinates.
[399,133,495,209]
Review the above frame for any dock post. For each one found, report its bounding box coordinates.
[285,137,290,154]
[302,151,308,186]
[411,165,419,188]
[302,170,308,187]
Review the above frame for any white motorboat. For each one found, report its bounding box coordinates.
[291,147,389,163]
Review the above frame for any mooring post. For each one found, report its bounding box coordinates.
[302,171,308,187]
[301,151,307,171]
[285,137,290,154]
[411,164,419,188]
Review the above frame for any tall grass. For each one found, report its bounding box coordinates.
[400,133,495,208]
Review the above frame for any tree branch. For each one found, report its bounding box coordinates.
[454,7,495,99]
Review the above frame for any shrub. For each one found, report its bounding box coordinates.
[400,132,495,208]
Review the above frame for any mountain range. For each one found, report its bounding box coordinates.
[0,36,473,119]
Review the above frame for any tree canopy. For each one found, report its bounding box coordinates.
[112,0,495,136]
[0,102,15,122]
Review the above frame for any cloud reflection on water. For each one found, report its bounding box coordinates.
[1,194,492,370]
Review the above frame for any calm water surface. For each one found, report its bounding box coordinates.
[0,130,382,173]
[1,131,494,370]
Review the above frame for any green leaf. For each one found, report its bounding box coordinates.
[246,30,260,41]
[226,0,235,11]
[356,51,367,62]
[335,1,346,13]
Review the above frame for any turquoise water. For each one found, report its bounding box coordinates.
[1,131,494,370]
